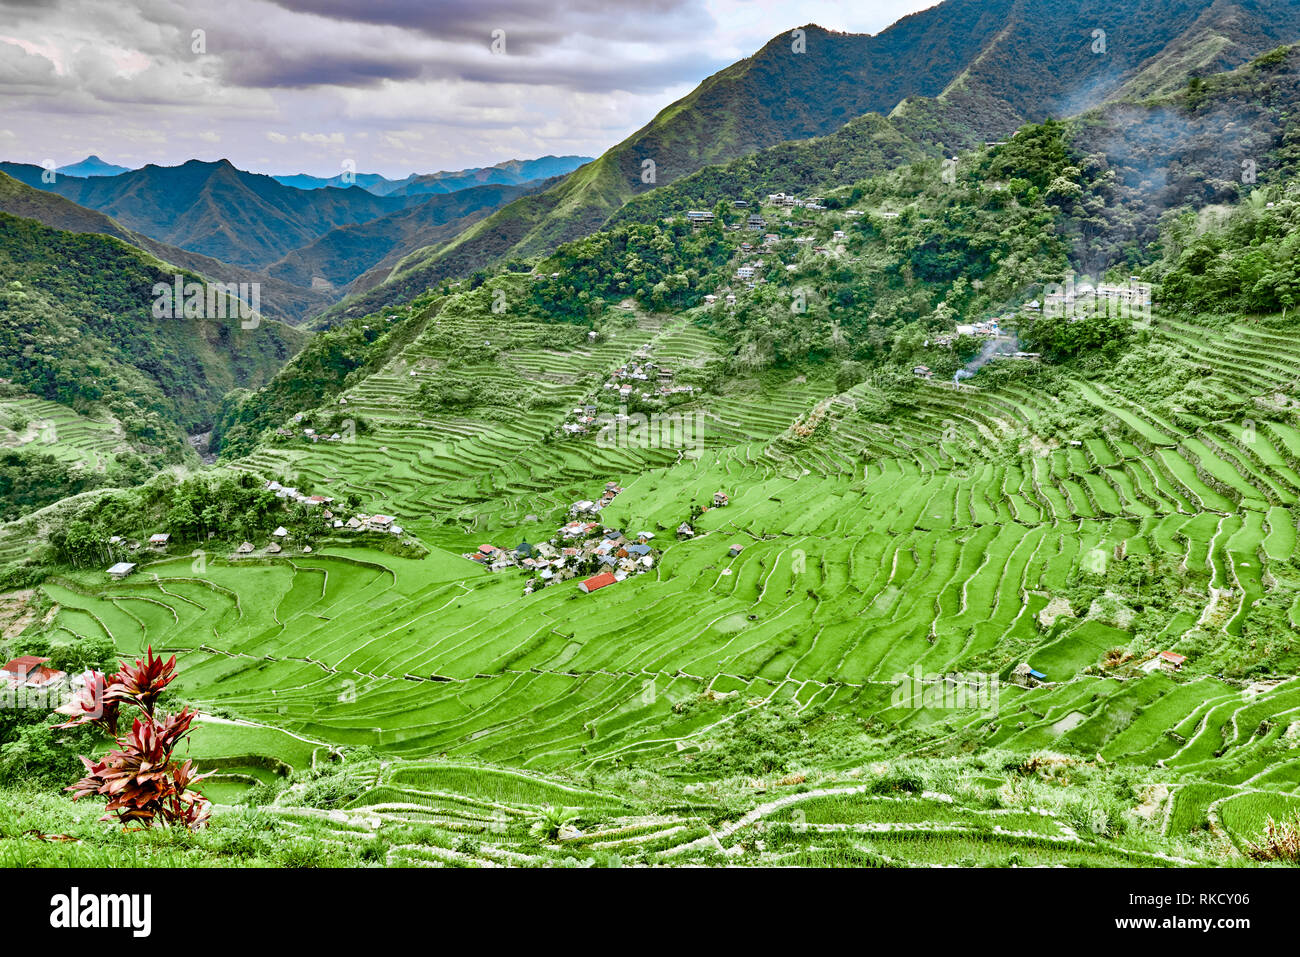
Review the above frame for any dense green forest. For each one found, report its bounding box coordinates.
[0,213,303,437]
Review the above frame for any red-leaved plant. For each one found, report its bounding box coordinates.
[56,647,211,829]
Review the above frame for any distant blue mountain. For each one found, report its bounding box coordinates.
[272,155,592,197]
[56,155,132,177]
[272,171,397,192]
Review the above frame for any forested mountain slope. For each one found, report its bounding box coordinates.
[325,0,1300,325]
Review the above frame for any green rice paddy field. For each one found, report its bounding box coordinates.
[15,305,1300,866]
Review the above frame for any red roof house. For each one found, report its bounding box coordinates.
[2,655,49,676]
[579,572,618,593]
[25,666,66,686]
[1159,651,1187,669]
[1,656,64,686]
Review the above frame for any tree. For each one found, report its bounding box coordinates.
[530,805,580,842]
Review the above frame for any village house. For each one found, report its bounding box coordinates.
[1096,281,1152,307]
[579,572,618,593]
[1011,663,1046,687]
[368,515,395,531]
[266,542,282,554]
[913,365,933,379]
[955,319,999,338]
[713,491,730,507]
[1,655,67,690]
[107,561,137,580]
[148,533,170,549]
[728,544,745,557]
[272,526,289,538]
[236,542,254,554]
[677,522,694,538]
[1159,651,1187,671]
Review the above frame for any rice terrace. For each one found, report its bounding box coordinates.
[2,0,1300,893]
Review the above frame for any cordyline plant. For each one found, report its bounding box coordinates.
[56,646,211,830]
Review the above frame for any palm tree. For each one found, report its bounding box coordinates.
[530,805,580,842]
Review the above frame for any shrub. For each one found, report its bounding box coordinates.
[1245,812,1300,863]
[56,647,211,829]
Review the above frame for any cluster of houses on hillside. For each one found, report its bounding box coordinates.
[266,481,402,536]
[275,426,349,443]
[675,491,731,539]
[103,482,403,578]
[915,277,1153,380]
[100,531,171,568]
[274,412,350,444]
[930,318,1003,347]
[1021,278,1153,318]
[1016,648,1190,687]
[264,481,335,509]
[566,481,625,520]
[680,193,869,312]
[460,483,659,595]
[559,349,694,437]
[765,193,825,210]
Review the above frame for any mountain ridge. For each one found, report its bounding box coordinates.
[326,0,1300,325]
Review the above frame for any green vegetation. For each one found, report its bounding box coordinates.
[0,210,305,519]
[8,31,1300,870]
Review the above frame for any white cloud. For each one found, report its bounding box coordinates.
[0,0,938,176]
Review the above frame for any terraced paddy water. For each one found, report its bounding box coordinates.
[0,396,130,474]
[27,308,1300,864]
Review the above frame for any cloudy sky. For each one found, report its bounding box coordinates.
[0,0,937,178]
